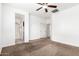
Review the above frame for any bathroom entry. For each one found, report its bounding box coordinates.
[15,13,25,44]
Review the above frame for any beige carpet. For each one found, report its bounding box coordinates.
[30,44,58,56]
[1,39,79,56]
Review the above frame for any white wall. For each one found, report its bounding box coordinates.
[0,3,2,52]
[24,11,29,42]
[2,4,15,47]
[30,14,48,40]
[51,5,79,47]
[1,4,29,47]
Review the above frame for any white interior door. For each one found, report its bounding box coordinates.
[40,23,47,38]
[46,24,50,37]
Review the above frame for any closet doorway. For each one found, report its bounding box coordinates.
[15,13,25,44]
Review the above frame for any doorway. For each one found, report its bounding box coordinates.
[40,23,51,39]
[15,13,25,44]
[46,24,50,39]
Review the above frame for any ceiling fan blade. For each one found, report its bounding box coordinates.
[48,5,57,8]
[36,7,43,11]
[45,8,48,12]
[37,3,44,5]
[52,9,59,13]
[46,3,48,5]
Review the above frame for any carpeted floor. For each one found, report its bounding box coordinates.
[1,39,79,56]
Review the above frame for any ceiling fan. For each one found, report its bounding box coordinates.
[36,3,58,13]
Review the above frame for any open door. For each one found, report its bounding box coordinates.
[15,13,25,44]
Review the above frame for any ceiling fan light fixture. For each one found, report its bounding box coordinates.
[43,5,47,8]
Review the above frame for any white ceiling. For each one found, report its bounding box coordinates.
[5,3,79,18]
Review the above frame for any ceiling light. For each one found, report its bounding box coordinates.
[43,5,47,8]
